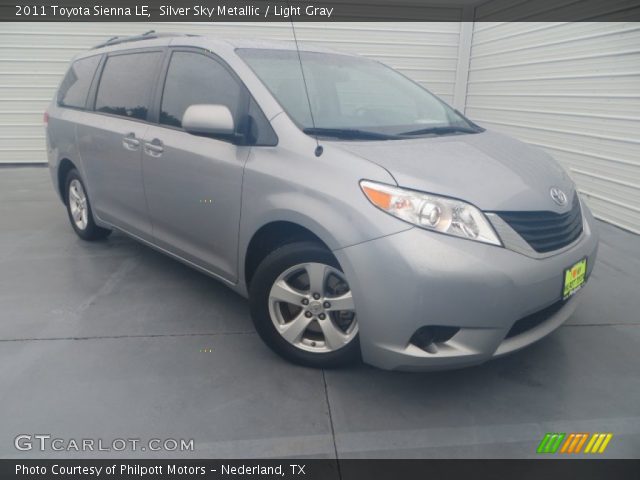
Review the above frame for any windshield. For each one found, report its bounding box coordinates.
[237,48,481,139]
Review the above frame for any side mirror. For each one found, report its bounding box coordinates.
[182,104,235,137]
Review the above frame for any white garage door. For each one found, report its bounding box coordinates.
[0,21,463,164]
[465,22,640,234]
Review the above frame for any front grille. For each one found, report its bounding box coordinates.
[506,300,564,339]
[495,193,583,253]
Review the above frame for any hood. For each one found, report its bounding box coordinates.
[336,130,575,212]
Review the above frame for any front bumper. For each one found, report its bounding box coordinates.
[334,205,599,371]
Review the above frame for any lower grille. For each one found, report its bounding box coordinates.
[506,300,564,339]
[495,193,583,253]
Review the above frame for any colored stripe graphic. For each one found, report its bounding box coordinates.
[538,433,613,454]
[537,433,552,453]
[585,433,613,454]
[574,433,589,453]
[560,433,589,453]
[560,433,575,453]
[598,433,613,453]
[537,433,565,453]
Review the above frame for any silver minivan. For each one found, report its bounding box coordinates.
[46,32,599,371]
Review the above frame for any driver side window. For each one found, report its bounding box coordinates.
[160,51,241,129]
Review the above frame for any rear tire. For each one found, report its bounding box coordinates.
[65,169,111,241]
[249,241,360,368]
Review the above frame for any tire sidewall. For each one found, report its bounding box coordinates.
[249,241,360,368]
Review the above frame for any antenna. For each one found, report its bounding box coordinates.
[289,16,323,157]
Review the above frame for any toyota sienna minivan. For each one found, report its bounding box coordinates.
[45,32,599,370]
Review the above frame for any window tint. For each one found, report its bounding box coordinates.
[58,55,101,109]
[160,52,242,129]
[95,52,162,121]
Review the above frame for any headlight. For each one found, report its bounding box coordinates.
[360,180,502,246]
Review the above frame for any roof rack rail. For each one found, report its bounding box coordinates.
[92,31,196,50]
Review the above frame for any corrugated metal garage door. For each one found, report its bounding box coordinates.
[465,22,640,234]
[0,21,462,164]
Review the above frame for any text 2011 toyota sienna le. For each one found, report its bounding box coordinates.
[45,33,599,371]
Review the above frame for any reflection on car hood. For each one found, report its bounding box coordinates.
[336,130,575,212]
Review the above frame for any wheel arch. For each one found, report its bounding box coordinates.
[243,220,334,289]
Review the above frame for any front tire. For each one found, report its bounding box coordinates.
[249,241,360,368]
[65,169,111,241]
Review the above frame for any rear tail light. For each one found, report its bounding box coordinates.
[43,111,49,124]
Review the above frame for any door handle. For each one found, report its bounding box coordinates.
[144,139,164,157]
[122,133,140,150]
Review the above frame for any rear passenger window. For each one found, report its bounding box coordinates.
[95,52,162,121]
[160,52,242,129]
[57,55,101,109]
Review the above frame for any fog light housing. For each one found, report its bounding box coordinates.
[410,326,460,353]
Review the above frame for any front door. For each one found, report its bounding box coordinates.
[142,50,249,281]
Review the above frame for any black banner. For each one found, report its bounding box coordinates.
[2,459,640,480]
[2,0,640,22]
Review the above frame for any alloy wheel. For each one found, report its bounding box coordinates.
[268,262,358,353]
[68,179,88,231]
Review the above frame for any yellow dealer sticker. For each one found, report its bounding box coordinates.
[563,258,587,300]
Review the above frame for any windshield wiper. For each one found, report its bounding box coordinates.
[303,127,402,140]
[399,125,481,136]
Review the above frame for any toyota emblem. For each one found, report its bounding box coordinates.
[550,187,568,206]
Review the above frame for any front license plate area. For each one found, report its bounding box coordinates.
[563,258,587,300]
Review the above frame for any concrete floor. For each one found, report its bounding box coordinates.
[1,166,639,459]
